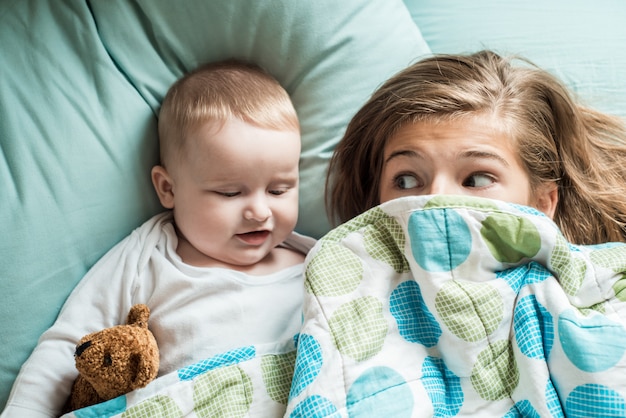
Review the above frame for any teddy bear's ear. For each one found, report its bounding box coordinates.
[129,336,159,388]
[126,304,150,329]
[130,346,159,388]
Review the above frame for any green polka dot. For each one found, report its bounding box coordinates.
[193,365,253,418]
[551,235,587,296]
[614,279,626,303]
[481,213,541,263]
[261,351,296,405]
[364,216,410,273]
[305,243,363,297]
[590,246,626,271]
[323,207,388,243]
[589,246,626,302]
[328,296,388,361]
[122,395,183,418]
[435,281,503,342]
[424,195,500,211]
[579,303,606,315]
[471,340,519,400]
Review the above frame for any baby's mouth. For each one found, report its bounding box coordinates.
[237,230,270,245]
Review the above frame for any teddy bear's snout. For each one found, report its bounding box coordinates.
[75,341,92,357]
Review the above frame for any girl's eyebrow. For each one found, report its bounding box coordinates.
[460,150,510,167]
[385,149,419,163]
[385,149,510,167]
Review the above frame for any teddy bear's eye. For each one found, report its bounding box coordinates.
[75,341,91,357]
[103,353,112,367]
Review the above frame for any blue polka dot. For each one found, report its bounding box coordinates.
[497,266,527,293]
[514,295,553,360]
[74,396,126,418]
[290,334,323,398]
[503,378,564,418]
[290,395,341,418]
[506,400,540,418]
[545,378,565,417]
[559,309,626,372]
[408,209,471,272]
[346,367,413,417]
[524,262,552,285]
[178,345,256,381]
[565,384,626,417]
[498,262,552,294]
[390,281,441,347]
[422,356,463,416]
[568,242,583,252]
[502,407,524,417]
[587,242,625,250]
[508,203,545,217]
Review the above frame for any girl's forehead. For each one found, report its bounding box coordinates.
[383,116,517,156]
[390,115,507,140]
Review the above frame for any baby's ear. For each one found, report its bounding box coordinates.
[535,182,558,219]
[151,165,175,209]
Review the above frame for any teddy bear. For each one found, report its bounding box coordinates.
[63,304,160,413]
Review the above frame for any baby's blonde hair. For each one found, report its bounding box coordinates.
[158,60,299,168]
[327,50,626,244]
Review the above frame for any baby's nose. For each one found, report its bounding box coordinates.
[244,196,272,222]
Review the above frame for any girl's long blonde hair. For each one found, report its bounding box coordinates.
[327,50,626,244]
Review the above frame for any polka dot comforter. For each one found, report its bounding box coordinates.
[61,342,298,417]
[286,195,626,417]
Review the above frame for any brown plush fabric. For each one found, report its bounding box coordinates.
[64,304,159,412]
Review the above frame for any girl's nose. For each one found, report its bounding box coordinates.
[428,177,459,195]
[244,195,272,222]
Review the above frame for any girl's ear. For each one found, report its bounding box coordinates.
[535,182,559,219]
[151,165,175,209]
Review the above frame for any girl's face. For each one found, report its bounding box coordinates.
[379,115,557,217]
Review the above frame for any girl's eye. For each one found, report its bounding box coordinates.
[394,174,419,190]
[463,173,495,188]
[269,189,287,196]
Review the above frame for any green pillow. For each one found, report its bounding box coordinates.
[0,0,428,408]
[404,0,626,117]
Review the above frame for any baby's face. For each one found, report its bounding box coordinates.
[169,118,301,269]
[379,115,540,209]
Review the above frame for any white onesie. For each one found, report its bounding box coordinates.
[2,211,315,418]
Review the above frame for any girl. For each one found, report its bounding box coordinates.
[285,50,626,417]
[327,50,626,244]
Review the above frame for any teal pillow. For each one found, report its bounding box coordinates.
[404,0,626,118]
[0,0,428,409]
[89,0,429,238]
[0,1,162,410]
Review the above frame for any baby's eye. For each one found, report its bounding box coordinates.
[394,174,419,190]
[217,191,240,197]
[463,173,495,188]
[269,189,287,196]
